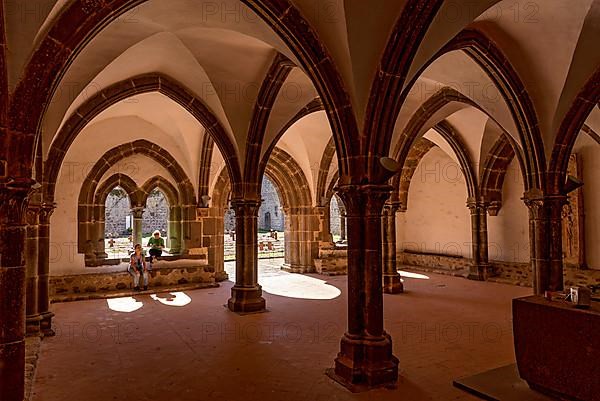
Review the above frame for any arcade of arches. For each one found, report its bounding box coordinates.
[1,1,599,400]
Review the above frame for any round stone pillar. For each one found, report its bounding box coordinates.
[25,203,41,336]
[168,206,182,255]
[227,199,266,313]
[38,203,56,336]
[382,202,403,294]
[523,193,568,294]
[328,184,399,390]
[131,206,144,247]
[467,200,490,281]
[0,178,34,401]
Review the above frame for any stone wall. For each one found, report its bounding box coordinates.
[400,250,471,273]
[142,190,169,235]
[224,177,285,232]
[104,188,131,236]
[258,177,284,231]
[400,251,600,288]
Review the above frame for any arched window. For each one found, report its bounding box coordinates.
[143,189,169,240]
[104,186,132,258]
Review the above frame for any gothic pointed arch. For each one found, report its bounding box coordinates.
[141,176,179,207]
[549,68,600,194]
[44,73,239,202]
[6,0,357,182]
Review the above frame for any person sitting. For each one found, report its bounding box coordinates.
[129,244,149,291]
[147,230,165,263]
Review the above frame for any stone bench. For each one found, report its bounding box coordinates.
[50,259,216,299]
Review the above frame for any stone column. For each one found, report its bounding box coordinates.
[467,200,490,281]
[202,206,228,281]
[94,204,108,260]
[131,206,144,247]
[0,178,34,401]
[182,204,202,253]
[329,184,399,389]
[282,207,318,273]
[25,202,41,336]
[227,199,266,313]
[317,205,333,244]
[547,196,567,292]
[38,203,56,336]
[523,193,567,295]
[382,203,403,294]
[340,209,347,241]
[168,206,181,255]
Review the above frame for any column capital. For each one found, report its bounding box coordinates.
[466,199,489,214]
[26,203,42,225]
[0,177,37,225]
[39,202,57,224]
[131,206,145,219]
[487,200,502,216]
[335,184,392,216]
[230,198,261,215]
[522,193,568,217]
[385,201,402,214]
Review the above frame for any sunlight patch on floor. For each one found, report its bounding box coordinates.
[261,275,341,300]
[150,292,192,307]
[106,297,144,313]
[399,270,430,280]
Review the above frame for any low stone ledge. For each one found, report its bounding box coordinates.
[51,282,219,303]
[315,248,348,275]
[400,252,600,288]
[51,262,217,298]
[400,251,469,271]
[400,264,469,278]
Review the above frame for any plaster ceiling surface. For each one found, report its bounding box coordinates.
[87,92,205,176]
[276,111,334,204]
[473,0,595,152]
[445,107,492,174]
[406,0,504,87]
[39,0,306,168]
[261,68,320,161]
[57,115,196,194]
[419,51,517,138]
[478,118,509,179]
[5,0,599,198]
[424,128,461,166]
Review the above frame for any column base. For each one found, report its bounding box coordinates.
[329,333,399,391]
[25,314,42,337]
[169,248,182,256]
[214,271,229,282]
[467,264,488,281]
[383,273,404,294]
[0,339,25,401]
[228,286,266,313]
[281,263,313,274]
[40,312,55,337]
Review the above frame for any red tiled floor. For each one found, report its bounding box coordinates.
[31,261,531,401]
